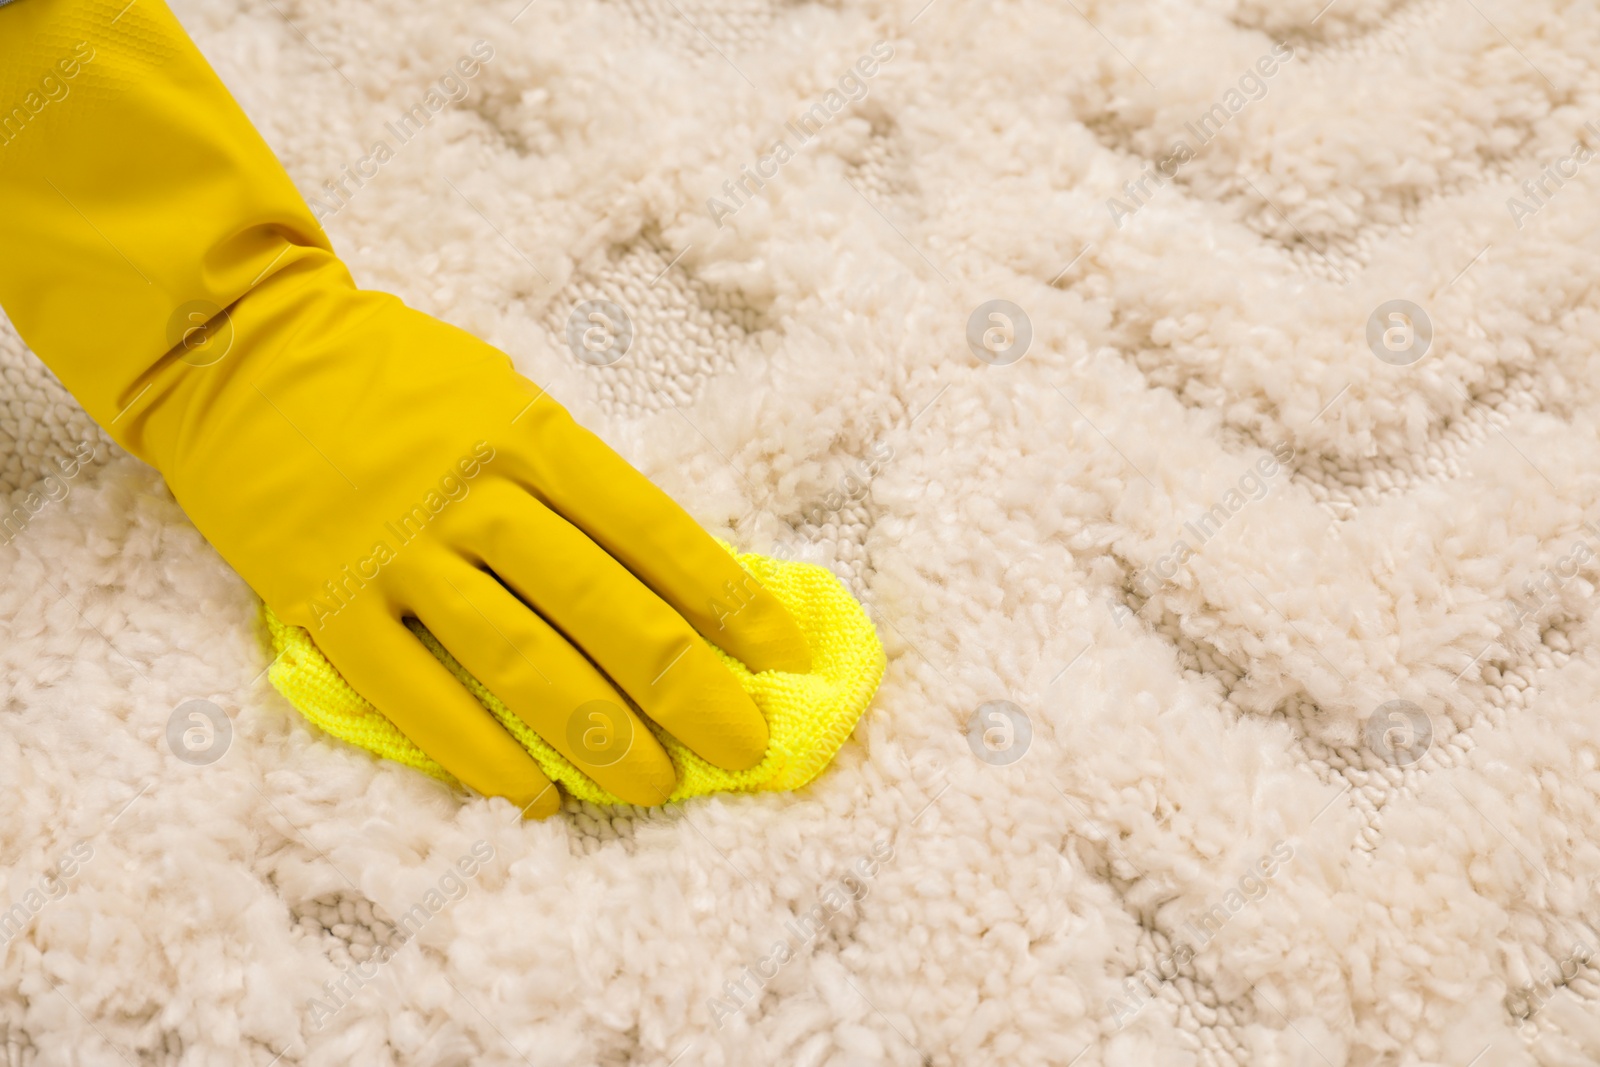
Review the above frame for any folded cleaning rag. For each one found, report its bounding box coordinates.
[264,545,885,805]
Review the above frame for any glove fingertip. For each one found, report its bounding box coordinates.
[510,779,562,820]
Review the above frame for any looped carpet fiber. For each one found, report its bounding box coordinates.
[3,0,1600,1063]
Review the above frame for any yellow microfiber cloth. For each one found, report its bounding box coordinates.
[262,546,885,805]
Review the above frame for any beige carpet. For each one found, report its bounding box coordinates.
[3,0,1600,1062]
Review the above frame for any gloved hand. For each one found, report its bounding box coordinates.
[0,0,809,815]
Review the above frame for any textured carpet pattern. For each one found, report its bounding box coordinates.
[2,0,1600,1063]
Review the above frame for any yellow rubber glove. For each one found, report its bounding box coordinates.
[0,0,810,816]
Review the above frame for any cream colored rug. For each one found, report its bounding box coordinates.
[3,0,1600,1062]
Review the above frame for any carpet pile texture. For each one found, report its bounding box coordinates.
[2,0,1600,1062]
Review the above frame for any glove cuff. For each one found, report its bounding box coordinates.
[0,0,336,467]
